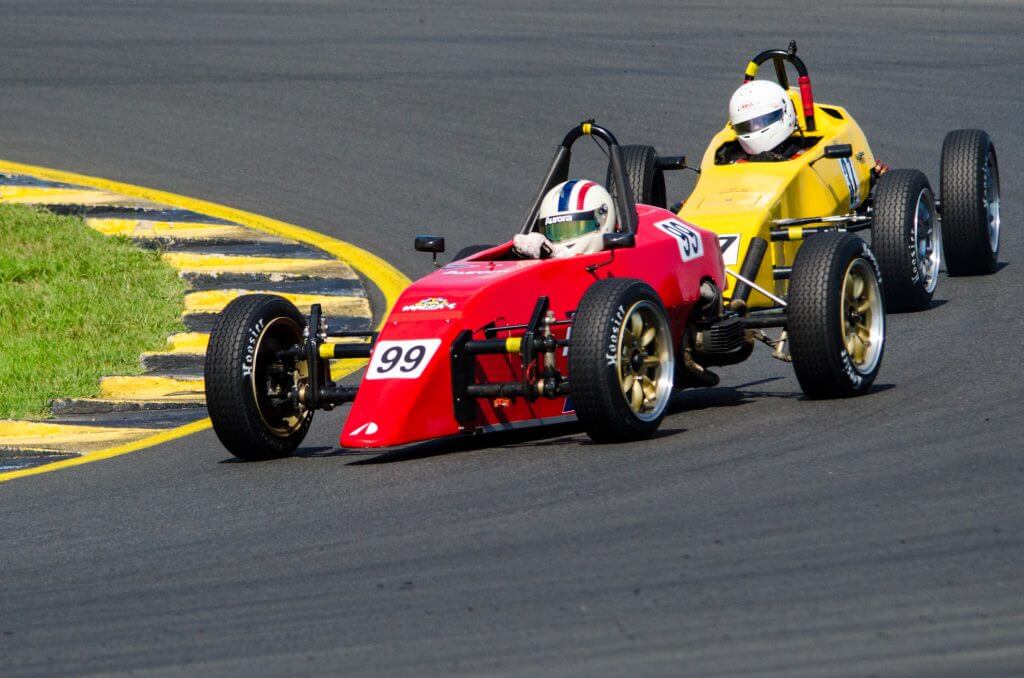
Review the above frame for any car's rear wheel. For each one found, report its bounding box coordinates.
[205,294,313,460]
[605,144,667,209]
[788,233,885,398]
[570,279,674,442]
[871,169,940,312]
[941,129,1000,275]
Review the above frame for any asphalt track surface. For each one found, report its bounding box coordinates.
[2,2,1022,675]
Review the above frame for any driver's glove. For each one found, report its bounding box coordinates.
[513,232,553,259]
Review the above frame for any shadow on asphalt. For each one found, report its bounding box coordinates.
[216,378,893,466]
[330,377,806,465]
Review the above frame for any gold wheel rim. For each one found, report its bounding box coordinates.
[251,316,310,437]
[840,258,884,374]
[615,300,674,422]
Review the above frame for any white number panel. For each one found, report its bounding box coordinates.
[654,218,705,262]
[718,234,740,266]
[365,338,442,380]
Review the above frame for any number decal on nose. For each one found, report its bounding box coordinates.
[365,339,442,380]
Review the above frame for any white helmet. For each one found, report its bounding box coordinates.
[729,80,798,155]
[536,179,617,255]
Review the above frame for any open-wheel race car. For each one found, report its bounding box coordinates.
[610,42,1001,314]
[204,122,888,461]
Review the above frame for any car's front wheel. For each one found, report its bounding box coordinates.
[205,294,314,460]
[788,233,885,398]
[569,279,675,442]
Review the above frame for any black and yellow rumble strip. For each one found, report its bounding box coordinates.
[0,162,409,481]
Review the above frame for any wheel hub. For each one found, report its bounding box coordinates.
[985,150,1000,253]
[840,259,884,374]
[913,188,941,294]
[615,300,674,421]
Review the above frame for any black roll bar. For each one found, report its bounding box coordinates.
[519,121,639,235]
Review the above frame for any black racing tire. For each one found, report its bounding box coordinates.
[940,129,1000,275]
[452,244,494,261]
[871,169,940,312]
[569,279,675,442]
[605,144,667,209]
[788,233,885,399]
[204,294,313,460]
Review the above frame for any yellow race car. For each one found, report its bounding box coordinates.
[613,43,1001,319]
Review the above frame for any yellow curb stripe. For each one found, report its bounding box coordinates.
[162,253,358,278]
[99,375,204,400]
[0,419,213,483]
[86,218,294,244]
[166,332,209,352]
[0,185,159,208]
[140,333,208,360]
[184,289,371,317]
[0,421,160,453]
[0,159,410,316]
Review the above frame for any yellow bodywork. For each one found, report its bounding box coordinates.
[679,92,875,308]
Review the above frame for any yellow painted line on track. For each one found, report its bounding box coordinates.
[0,421,160,453]
[185,289,371,317]
[86,218,294,244]
[0,419,213,483]
[0,159,408,484]
[162,253,358,278]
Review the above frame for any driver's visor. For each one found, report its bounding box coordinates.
[538,209,600,243]
[733,109,784,136]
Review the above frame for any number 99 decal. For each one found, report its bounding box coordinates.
[364,339,442,380]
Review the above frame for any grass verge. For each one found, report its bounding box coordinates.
[0,204,186,419]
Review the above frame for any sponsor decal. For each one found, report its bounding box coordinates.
[401,296,456,312]
[839,156,860,209]
[718,234,741,266]
[545,214,573,225]
[440,262,516,276]
[350,421,379,436]
[654,218,705,262]
[365,338,442,381]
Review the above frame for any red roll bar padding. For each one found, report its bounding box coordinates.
[797,75,816,132]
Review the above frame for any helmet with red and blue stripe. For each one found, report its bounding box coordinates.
[536,179,617,255]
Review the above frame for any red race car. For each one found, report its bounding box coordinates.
[204,122,887,460]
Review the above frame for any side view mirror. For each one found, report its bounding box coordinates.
[603,232,636,250]
[823,144,853,159]
[414,235,445,268]
[414,235,445,253]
